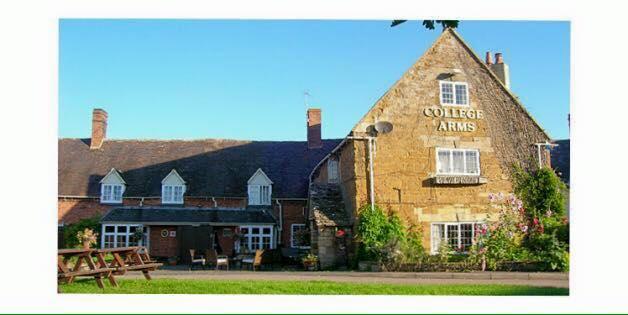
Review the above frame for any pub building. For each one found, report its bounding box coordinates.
[58,28,562,268]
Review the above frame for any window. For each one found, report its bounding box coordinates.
[327,159,339,183]
[291,224,311,248]
[436,148,480,175]
[101,224,149,248]
[439,81,469,106]
[238,225,274,252]
[248,185,271,205]
[431,222,480,254]
[162,185,184,204]
[101,184,123,203]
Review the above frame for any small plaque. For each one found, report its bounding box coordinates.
[160,229,168,238]
[433,175,487,185]
[169,231,177,237]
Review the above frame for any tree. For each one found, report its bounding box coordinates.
[391,20,459,30]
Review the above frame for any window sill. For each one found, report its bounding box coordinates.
[431,175,487,185]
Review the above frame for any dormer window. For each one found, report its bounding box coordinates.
[161,169,186,205]
[439,81,468,106]
[247,168,273,206]
[100,168,125,204]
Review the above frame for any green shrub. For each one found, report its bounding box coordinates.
[63,216,101,248]
[512,166,568,218]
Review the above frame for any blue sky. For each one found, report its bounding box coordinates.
[59,20,570,141]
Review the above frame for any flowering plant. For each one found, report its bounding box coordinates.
[76,228,98,249]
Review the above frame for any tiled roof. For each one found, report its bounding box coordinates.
[101,206,276,224]
[551,139,570,185]
[58,138,342,198]
[309,183,350,227]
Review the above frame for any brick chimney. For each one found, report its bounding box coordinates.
[90,108,108,150]
[307,108,322,149]
[488,52,510,89]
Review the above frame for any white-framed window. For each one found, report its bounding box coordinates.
[439,81,469,106]
[248,185,272,205]
[101,184,124,203]
[431,222,480,254]
[291,224,311,248]
[162,185,184,204]
[101,224,149,249]
[327,158,339,183]
[436,148,480,175]
[238,225,274,252]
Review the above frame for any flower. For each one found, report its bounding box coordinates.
[497,192,504,201]
[533,218,539,226]
[546,210,553,217]
[520,225,528,233]
[488,193,496,202]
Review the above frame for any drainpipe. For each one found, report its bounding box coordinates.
[275,199,283,245]
[211,197,218,208]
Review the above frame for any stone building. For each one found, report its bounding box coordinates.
[58,28,562,267]
[308,28,554,268]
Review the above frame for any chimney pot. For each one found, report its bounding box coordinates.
[90,108,108,150]
[485,51,493,65]
[495,52,504,64]
[307,108,322,149]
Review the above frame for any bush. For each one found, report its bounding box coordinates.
[512,166,568,218]
[63,217,101,248]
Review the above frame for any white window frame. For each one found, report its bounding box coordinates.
[162,184,185,204]
[430,222,480,254]
[248,185,272,205]
[439,81,469,106]
[100,184,124,204]
[327,158,339,183]
[290,224,310,249]
[237,225,275,252]
[435,148,481,176]
[101,224,150,249]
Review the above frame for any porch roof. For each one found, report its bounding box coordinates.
[101,206,276,225]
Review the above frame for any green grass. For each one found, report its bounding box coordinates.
[59,278,568,295]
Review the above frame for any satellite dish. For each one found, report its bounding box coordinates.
[374,121,394,135]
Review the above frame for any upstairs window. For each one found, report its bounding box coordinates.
[439,81,468,106]
[327,158,339,183]
[436,148,480,175]
[247,168,273,206]
[162,185,184,204]
[101,184,123,203]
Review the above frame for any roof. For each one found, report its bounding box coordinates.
[309,183,350,227]
[101,206,277,224]
[551,139,570,185]
[59,138,342,198]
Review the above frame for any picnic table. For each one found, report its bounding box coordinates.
[58,248,116,289]
[95,246,162,280]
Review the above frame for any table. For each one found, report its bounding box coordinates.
[58,248,116,288]
[95,247,162,280]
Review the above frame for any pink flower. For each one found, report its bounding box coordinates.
[488,193,496,202]
[533,218,539,226]
[521,225,528,233]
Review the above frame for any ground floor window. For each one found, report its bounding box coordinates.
[101,224,149,249]
[237,225,274,252]
[431,222,481,254]
[291,224,311,248]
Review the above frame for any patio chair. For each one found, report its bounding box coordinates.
[189,249,206,271]
[241,249,264,271]
[206,249,229,270]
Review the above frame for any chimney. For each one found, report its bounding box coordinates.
[489,52,510,89]
[307,108,322,149]
[485,51,493,66]
[90,108,108,150]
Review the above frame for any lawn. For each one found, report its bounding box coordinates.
[59,279,568,295]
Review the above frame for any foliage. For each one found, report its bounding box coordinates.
[512,166,568,218]
[355,204,425,267]
[59,279,568,295]
[391,20,460,30]
[301,253,318,264]
[63,217,101,248]
[76,228,98,248]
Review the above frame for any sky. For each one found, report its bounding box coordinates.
[59,20,570,141]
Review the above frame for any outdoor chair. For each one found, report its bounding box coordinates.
[188,249,206,271]
[206,249,229,270]
[241,249,264,271]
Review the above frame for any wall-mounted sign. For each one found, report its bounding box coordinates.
[160,229,168,238]
[169,231,176,237]
[423,107,484,132]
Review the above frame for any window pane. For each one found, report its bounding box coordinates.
[455,84,468,105]
[262,236,271,249]
[104,235,114,248]
[113,185,122,200]
[465,151,479,174]
[447,225,459,249]
[164,186,173,201]
[437,150,451,174]
[105,226,114,233]
[117,226,127,233]
[252,227,260,234]
[116,235,126,247]
[103,185,112,200]
[460,224,474,251]
[452,151,465,173]
[262,227,271,234]
[174,186,183,202]
[251,236,260,249]
[431,224,444,253]
[441,83,454,104]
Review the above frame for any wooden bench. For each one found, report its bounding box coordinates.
[58,248,117,288]
[96,247,162,280]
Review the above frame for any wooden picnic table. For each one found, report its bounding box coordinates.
[95,246,162,280]
[58,248,116,288]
